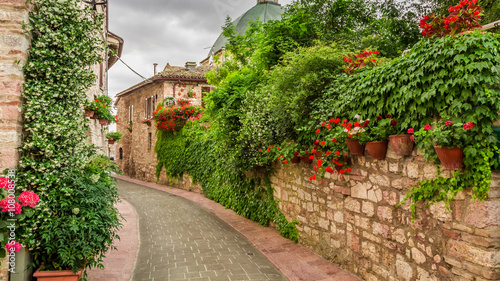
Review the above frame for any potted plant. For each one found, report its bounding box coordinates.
[414,119,475,170]
[105,132,123,145]
[126,121,133,132]
[389,128,415,156]
[357,115,397,160]
[30,155,122,280]
[84,101,98,118]
[340,116,369,156]
[142,119,152,126]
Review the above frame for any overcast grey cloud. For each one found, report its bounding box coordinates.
[108,0,293,98]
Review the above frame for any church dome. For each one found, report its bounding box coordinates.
[207,0,284,58]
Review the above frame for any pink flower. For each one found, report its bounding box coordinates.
[407,128,414,134]
[18,191,40,207]
[0,177,12,190]
[0,197,22,214]
[424,124,431,131]
[5,241,22,253]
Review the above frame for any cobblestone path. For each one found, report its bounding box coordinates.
[118,179,289,281]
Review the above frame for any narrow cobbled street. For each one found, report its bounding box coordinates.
[118,179,288,281]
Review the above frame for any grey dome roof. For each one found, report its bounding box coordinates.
[207,2,284,57]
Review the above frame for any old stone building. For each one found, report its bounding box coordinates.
[0,1,122,279]
[114,63,212,178]
[200,0,283,66]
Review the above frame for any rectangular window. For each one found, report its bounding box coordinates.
[148,133,152,151]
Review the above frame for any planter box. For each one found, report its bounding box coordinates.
[33,267,83,281]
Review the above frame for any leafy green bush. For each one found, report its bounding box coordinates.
[105,132,123,142]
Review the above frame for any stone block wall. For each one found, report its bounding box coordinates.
[0,1,29,279]
[270,146,500,281]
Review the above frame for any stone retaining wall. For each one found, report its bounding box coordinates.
[270,146,500,281]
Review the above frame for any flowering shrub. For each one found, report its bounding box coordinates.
[343,50,381,75]
[93,95,115,122]
[16,0,122,273]
[414,119,476,151]
[0,176,40,257]
[420,0,483,37]
[153,104,203,132]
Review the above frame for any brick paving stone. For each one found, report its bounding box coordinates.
[118,179,287,281]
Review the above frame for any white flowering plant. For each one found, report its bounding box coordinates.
[14,0,122,274]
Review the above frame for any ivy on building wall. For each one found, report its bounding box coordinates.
[14,0,121,273]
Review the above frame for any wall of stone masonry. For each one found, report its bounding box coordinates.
[0,1,29,279]
[270,146,500,281]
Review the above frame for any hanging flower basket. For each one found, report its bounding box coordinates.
[389,134,414,156]
[345,139,365,155]
[98,119,108,125]
[33,267,84,281]
[434,146,465,170]
[108,138,115,145]
[366,141,388,160]
[84,110,94,118]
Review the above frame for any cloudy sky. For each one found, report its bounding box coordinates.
[108,0,293,98]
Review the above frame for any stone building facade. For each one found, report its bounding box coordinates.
[114,63,212,179]
[0,1,122,279]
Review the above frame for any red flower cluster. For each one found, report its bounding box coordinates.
[463,121,475,130]
[153,104,203,132]
[343,50,380,75]
[420,0,482,37]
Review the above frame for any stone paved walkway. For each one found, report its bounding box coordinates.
[117,178,288,281]
[111,175,361,281]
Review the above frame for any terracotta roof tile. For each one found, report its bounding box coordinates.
[159,64,213,80]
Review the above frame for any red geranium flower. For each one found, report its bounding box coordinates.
[325,167,334,174]
[445,120,453,126]
[407,128,414,134]
[316,129,321,134]
[339,169,345,174]
[424,124,431,130]
[326,151,331,155]
[320,141,326,146]
[284,160,288,164]
[377,116,382,121]
[309,155,314,160]
[331,138,337,143]
[309,175,316,181]
[334,151,340,155]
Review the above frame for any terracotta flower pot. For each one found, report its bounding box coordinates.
[98,119,108,125]
[365,141,388,160]
[84,110,94,118]
[300,155,313,164]
[333,155,350,171]
[389,134,414,156]
[90,114,97,120]
[315,151,323,159]
[33,267,83,281]
[434,146,465,170]
[108,138,115,145]
[291,156,300,164]
[345,139,365,155]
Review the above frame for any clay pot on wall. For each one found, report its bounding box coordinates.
[98,119,108,125]
[291,156,300,164]
[108,138,115,145]
[345,139,365,155]
[389,134,414,156]
[434,146,464,170]
[365,141,388,160]
[33,268,83,281]
[300,155,313,164]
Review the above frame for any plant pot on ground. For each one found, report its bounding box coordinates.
[33,267,83,281]
[389,134,414,156]
[434,146,465,170]
[366,141,388,160]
